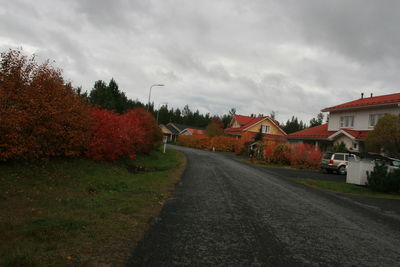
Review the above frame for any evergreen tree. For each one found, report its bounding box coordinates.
[309,112,324,127]
[88,78,132,114]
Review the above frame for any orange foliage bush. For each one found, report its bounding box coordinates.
[234,132,253,154]
[178,135,237,152]
[0,49,162,162]
[178,135,210,150]
[210,136,236,151]
[0,49,91,161]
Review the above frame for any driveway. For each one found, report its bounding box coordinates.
[230,154,345,182]
[128,146,400,266]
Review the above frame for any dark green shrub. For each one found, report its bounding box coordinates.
[367,163,400,193]
[332,141,348,153]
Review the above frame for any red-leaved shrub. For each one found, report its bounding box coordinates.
[264,143,322,169]
[86,107,161,161]
[287,144,322,169]
[0,49,91,161]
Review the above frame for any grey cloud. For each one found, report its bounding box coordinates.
[1,0,399,123]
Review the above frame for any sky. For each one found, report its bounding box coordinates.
[1,0,400,123]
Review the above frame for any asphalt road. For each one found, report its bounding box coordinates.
[128,146,400,266]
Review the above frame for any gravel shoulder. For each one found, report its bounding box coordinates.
[128,146,400,266]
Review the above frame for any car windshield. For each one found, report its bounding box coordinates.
[323,153,333,159]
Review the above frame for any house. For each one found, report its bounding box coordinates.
[287,92,400,152]
[224,114,287,141]
[159,123,180,142]
[160,122,205,142]
[180,128,205,136]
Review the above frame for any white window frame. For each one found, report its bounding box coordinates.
[261,125,270,133]
[369,114,385,127]
[340,116,354,128]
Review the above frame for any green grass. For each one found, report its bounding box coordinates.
[295,178,400,199]
[0,148,185,266]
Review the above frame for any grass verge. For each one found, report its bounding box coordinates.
[0,148,186,266]
[295,178,400,200]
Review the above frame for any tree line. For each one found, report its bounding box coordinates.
[82,78,325,133]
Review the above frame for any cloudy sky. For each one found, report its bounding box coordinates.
[1,0,399,123]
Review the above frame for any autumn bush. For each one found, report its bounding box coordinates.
[264,143,322,169]
[0,49,91,161]
[0,49,162,162]
[178,135,237,152]
[86,107,162,161]
[210,136,236,151]
[178,135,210,150]
[234,132,253,155]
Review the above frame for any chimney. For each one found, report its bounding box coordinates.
[361,93,364,99]
[370,93,373,98]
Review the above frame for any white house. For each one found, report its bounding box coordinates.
[287,93,400,152]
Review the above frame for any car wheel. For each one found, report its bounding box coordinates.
[338,166,346,175]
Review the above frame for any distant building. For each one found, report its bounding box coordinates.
[287,93,400,152]
[224,114,287,141]
[160,122,205,142]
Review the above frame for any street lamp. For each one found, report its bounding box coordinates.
[147,84,164,111]
[157,102,168,124]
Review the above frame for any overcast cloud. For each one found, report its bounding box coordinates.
[1,0,400,123]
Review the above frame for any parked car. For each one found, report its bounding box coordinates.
[320,152,359,175]
[372,156,400,171]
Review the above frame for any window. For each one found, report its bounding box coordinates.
[261,125,270,133]
[334,154,345,160]
[353,142,358,149]
[369,114,385,127]
[340,116,354,128]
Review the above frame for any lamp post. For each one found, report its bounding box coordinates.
[157,102,168,124]
[147,84,164,111]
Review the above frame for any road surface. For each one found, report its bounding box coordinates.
[128,146,400,266]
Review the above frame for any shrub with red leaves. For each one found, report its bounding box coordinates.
[264,143,322,169]
[86,107,162,161]
[0,49,91,161]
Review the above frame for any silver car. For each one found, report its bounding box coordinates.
[320,152,359,175]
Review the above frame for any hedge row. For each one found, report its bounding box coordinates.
[264,143,322,169]
[178,135,322,169]
[0,49,161,161]
[178,135,236,151]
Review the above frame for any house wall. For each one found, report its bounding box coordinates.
[160,125,171,135]
[246,120,284,135]
[327,105,400,131]
[333,135,358,151]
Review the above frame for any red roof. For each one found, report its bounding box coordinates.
[287,123,369,140]
[225,115,285,135]
[185,128,205,135]
[341,129,369,140]
[286,124,333,139]
[322,93,400,112]
[247,132,287,141]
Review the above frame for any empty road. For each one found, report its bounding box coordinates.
[129,146,400,266]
